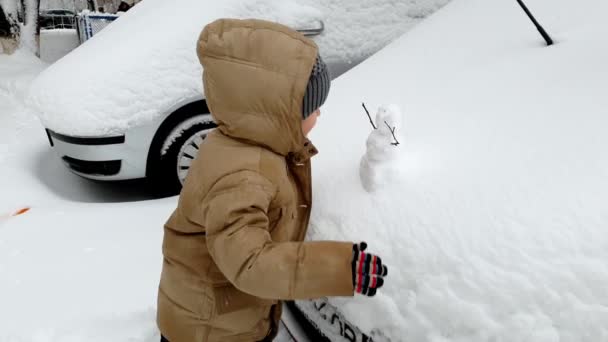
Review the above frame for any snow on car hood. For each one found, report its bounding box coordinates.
[27,0,450,136]
[238,0,451,76]
[308,0,608,340]
[28,0,236,136]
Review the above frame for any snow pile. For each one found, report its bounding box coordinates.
[27,0,448,136]
[0,49,46,100]
[306,0,608,340]
[360,104,404,192]
[0,199,170,342]
[1,52,168,342]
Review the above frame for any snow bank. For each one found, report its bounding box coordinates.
[1,61,169,341]
[27,0,448,136]
[307,0,608,340]
[0,49,46,100]
[40,29,80,64]
[0,200,170,342]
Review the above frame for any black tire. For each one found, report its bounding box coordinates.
[149,118,215,196]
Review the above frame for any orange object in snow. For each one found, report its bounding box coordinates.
[13,207,30,216]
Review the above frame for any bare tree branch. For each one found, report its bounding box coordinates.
[362,102,377,130]
[384,121,400,146]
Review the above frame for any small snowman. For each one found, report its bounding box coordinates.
[360,104,404,192]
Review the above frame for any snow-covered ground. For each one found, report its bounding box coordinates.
[0,50,46,100]
[0,52,171,342]
[306,0,608,341]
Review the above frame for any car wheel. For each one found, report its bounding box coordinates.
[152,114,215,195]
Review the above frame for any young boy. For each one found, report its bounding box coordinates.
[157,18,388,342]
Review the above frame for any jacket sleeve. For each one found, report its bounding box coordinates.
[202,170,354,300]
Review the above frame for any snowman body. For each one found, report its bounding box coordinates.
[360,104,404,192]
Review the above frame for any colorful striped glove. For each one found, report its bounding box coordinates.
[351,242,388,297]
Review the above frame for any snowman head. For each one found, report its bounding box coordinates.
[375,104,402,136]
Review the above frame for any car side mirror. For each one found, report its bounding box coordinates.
[296,20,324,37]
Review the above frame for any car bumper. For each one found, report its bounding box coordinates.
[45,128,149,181]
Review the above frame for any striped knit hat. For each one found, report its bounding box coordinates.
[302,55,331,119]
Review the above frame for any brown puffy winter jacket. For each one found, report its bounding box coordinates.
[156,18,355,342]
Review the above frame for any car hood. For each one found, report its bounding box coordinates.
[306,0,608,339]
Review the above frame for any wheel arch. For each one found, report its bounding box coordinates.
[145,99,211,178]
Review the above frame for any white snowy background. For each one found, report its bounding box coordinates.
[3,0,608,341]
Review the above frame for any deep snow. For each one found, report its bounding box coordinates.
[305,0,608,340]
[0,49,46,100]
[0,51,169,342]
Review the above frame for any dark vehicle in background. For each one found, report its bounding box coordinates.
[39,9,76,29]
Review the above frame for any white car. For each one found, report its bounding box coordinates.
[283,0,608,340]
[28,0,449,194]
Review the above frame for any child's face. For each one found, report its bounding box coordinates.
[301,108,320,137]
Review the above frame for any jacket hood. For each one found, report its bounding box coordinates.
[197,18,319,156]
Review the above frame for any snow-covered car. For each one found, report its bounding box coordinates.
[280,0,608,341]
[28,0,449,194]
